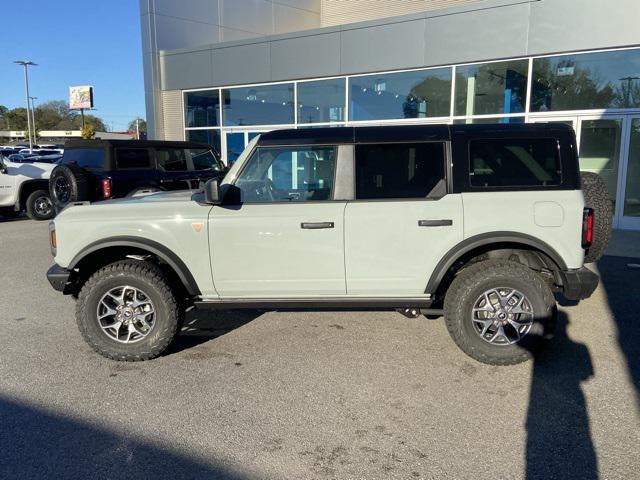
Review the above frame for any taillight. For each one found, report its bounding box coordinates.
[101,178,112,199]
[582,208,594,248]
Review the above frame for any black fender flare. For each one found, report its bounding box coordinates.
[425,231,568,294]
[68,236,201,296]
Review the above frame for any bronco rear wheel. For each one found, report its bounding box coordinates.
[444,259,556,365]
[76,260,181,361]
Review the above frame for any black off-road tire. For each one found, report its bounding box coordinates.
[581,172,613,263]
[76,260,181,361]
[444,260,556,366]
[49,164,90,210]
[25,189,55,220]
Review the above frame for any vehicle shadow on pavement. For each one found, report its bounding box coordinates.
[525,311,598,480]
[166,309,266,355]
[596,255,640,411]
[0,395,248,480]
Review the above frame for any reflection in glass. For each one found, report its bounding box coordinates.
[453,116,525,124]
[185,90,221,127]
[222,84,294,126]
[186,129,221,158]
[349,68,452,121]
[455,60,528,116]
[532,49,640,111]
[298,79,345,124]
[225,132,246,165]
[624,119,640,217]
[579,119,622,202]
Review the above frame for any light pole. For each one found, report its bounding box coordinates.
[14,60,37,151]
[28,96,37,141]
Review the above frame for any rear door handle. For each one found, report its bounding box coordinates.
[301,222,334,229]
[418,219,453,227]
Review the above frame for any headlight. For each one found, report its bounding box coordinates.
[49,221,57,256]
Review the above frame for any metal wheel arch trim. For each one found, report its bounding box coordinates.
[68,236,201,296]
[424,231,568,295]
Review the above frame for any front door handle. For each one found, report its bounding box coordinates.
[301,222,334,229]
[418,219,453,227]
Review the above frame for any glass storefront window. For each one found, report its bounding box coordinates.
[298,79,345,124]
[532,49,640,112]
[222,84,294,126]
[578,118,623,202]
[185,90,221,128]
[186,129,221,158]
[624,119,640,217]
[454,60,528,116]
[349,68,452,121]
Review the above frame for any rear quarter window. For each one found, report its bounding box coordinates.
[115,149,152,169]
[469,138,561,187]
[62,148,105,169]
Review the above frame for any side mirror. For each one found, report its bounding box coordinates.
[204,178,222,205]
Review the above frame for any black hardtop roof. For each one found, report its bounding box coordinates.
[64,139,212,150]
[257,123,573,146]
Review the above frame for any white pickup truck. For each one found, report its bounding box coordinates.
[0,157,55,220]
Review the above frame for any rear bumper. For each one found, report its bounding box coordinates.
[562,266,599,300]
[46,264,74,294]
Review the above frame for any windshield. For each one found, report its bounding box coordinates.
[187,148,225,172]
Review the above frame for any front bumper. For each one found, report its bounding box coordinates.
[562,266,599,300]
[46,264,74,294]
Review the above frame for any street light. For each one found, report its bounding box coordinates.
[14,60,37,151]
[28,96,37,141]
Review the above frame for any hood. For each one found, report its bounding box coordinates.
[97,190,197,205]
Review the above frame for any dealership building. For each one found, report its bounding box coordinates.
[140,0,640,230]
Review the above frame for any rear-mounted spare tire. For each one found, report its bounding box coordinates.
[581,172,612,263]
[49,164,90,211]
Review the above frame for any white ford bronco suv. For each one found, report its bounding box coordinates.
[46,124,611,365]
[0,156,56,220]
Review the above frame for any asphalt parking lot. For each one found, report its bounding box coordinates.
[1,218,639,480]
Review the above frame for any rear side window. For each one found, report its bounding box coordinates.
[355,142,445,199]
[157,148,188,171]
[115,149,151,169]
[469,138,561,187]
[62,148,104,169]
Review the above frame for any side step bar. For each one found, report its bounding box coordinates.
[194,297,442,315]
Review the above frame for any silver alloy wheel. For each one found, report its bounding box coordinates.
[471,287,534,345]
[33,195,52,217]
[97,286,156,343]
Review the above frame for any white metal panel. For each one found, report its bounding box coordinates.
[320,0,483,27]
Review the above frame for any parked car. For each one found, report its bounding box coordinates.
[0,156,55,220]
[46,124,612,364]
[48,139,226,210]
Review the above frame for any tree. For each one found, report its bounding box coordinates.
[81,124,96,139]
[127,118,147,137]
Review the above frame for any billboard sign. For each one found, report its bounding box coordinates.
[69,85,94,110]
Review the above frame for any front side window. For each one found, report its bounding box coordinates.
[187,148,225,172]
[469,138,561,187]
[62,148,105,169]
[115,149,151,169]
[355,143,445,199]
[156,148,188,171]
[234,146,337,203]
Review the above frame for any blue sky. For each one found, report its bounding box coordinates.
[0,0,144,131]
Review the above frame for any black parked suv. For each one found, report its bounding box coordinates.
[49,139,226,210]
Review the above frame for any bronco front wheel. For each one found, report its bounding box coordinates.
[444,260,556,365]
[76,260,181,361]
